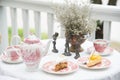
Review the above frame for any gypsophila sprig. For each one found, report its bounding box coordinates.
[53,0,97,35]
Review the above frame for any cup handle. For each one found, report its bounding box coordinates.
[11,35,21,46]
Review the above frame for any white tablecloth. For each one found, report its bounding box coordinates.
[0,75,20,80]
[0,39,120,80]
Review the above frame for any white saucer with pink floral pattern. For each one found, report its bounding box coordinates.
[87,47,113,56]
[77,57,111,69]
[41,61,79,74]
[1,53,23,64]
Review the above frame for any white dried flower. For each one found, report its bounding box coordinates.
[53,0,97,35]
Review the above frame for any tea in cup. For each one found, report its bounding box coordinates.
[93,39,109,53]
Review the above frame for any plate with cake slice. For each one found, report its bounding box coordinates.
[77,55,111,69]
[41,61,79,74]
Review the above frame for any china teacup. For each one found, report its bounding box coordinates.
[93,39,109,53]
[5,46,21,61]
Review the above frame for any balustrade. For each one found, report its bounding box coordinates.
[0,0,120,53]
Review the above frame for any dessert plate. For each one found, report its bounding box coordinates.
[1,54,23,64]
[77,57,111,69]
[41,61,79,74]
[87,47,113,56]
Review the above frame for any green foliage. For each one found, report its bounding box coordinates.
[29,28,48,39]
[8,27,12,45]
[8,27,48,45]
[30,28,35,34]
[41,32,48,39]
[18,28,24,41]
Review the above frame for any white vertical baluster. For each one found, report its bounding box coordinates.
[0,6,8,53]
[103,21,111,40]
[10,8,18,36]
[10,7,18,45]
[22,9,29,38]
[101,0,109,5]
[60,27,65,38]
[34,11,41,38]
[47,13,54,38]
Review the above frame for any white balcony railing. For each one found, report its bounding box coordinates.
[0,0,120,53]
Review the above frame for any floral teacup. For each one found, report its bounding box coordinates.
[93,39,109,53]
[5,46,21,61]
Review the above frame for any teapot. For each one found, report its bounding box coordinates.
[21,34,52,71]
[22,34,52,56]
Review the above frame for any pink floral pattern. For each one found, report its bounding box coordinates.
[10,51,19,61]
[94,39,108,53]
[1,53,23,63]
[24,38,40,44]
[6,46,21,61]
[42,61,79,74]
[21,44,41,70]
[22,48,41,62]
[77,57,111,69]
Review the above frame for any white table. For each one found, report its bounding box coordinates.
[1,39,120,80]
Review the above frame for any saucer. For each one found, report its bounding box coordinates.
[1,53,23,64]
[87,47,113,56]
